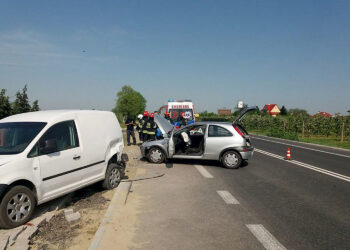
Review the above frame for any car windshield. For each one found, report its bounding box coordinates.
[0,122,47,155]
[169,109,194,122]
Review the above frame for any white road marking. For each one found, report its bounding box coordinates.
[246,224,286,250]
[216,190,240,204]
[194,165,213,178]
[255,148,350,183]
[252,136,350,159]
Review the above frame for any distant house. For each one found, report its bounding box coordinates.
[262,104,280,117]
[218,109,232,115]
[312,112,333,118]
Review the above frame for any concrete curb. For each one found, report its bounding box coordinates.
[88,182,132,250]
[251,133,350,152]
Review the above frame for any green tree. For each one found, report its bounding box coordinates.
[12,85,31,115]
[280,105,288,115]
[113,85,146,122]
[0,89,12,119]
[31,100,40,111]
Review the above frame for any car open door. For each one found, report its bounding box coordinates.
[168,130,175,158]
[232,106,258,124]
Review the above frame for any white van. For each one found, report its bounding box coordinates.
[0,110,127,229]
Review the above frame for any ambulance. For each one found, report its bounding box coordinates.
[160,100,197,127]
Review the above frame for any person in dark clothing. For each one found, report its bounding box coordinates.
[125,116,136,145]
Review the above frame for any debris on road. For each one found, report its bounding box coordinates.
[66,212,81,223]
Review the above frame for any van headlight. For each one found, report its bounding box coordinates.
[246,141,251,147]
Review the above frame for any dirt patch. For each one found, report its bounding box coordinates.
[30,212,80,250]
[30,185,113,250]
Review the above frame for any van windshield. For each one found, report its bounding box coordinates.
[0,122,47,155]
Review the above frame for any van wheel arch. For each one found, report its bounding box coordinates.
[4,180,37,203]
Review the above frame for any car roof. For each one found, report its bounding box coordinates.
[0,110,106,123]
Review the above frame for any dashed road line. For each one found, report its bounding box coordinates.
[246,224,286,250]
[255,148,350,183]
[194,165,213,178]
[252,136,350,159]
[216,190,240,204]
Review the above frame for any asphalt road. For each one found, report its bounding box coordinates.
[130,135,350,249]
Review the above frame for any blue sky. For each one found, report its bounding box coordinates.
[1,0,349,114]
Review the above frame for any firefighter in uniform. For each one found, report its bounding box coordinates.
[145,113,157,140]
[136,114,143,143]
[141,111,149,141]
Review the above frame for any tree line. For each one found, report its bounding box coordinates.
[0,85,40,119]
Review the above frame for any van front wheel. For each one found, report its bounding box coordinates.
[102,163,123,190]
[0,186,36,229]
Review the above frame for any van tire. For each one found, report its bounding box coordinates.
[0,186,36,229]
[221,151,242,169]
[147,147,165,164]
[102,163,123,190]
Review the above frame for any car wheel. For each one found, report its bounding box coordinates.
[102,163,123,190]
[222,151,242,169]
[0,186,36,229]
[147,147,165,163]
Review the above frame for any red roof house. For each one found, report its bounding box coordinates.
[312,112,333,118]
[262,104,280,117]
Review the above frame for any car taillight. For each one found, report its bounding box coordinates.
[233,125,245,138]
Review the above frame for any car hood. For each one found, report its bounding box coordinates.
[0,155,16,167]
[233,106,258,124]
[154,114,175,134]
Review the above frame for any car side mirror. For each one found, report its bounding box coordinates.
[40,139,58,154]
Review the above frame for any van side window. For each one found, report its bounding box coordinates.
[39,121,79,154]
[208,125,232,137]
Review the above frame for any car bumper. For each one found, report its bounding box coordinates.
[239,147,254,160]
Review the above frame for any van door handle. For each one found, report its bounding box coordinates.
[73,155,81,160]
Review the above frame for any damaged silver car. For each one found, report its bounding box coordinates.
[140,106,258,169]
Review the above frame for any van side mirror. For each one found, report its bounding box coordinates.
[40,139,58,154]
